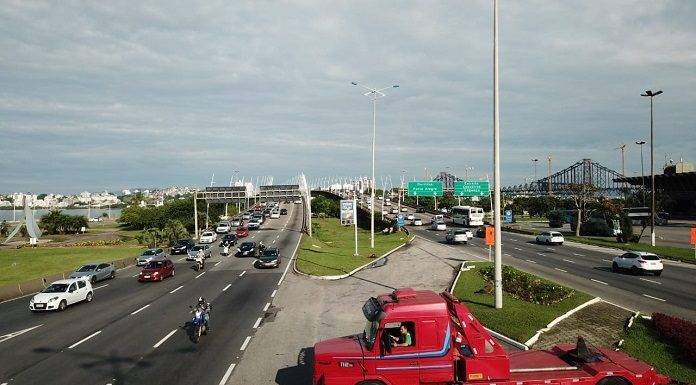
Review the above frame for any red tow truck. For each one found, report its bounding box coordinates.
[313,288,671,385]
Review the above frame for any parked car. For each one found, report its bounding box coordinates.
[612,251,663,276]
[254,247,281,268]
[247,219,261,230]
[187,244,211,260]
[199,231,217,243]
[236,241,257,257]
[236,227,249,238]
[431,220,447,231]
[215,222,232,234]
[220,234,238,246]
[410,218,423,226]
[170,239,195,255]
[138,257,175,282]
[445,229,469,244]
[29,278,93,311]
[475,226,487,238]
[137,248,166,266]
[280,208,288,215]
[535,231,564,245]
[69,262,116,283]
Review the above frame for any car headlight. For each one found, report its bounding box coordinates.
[48,296,59,302]
[30,297,35,304]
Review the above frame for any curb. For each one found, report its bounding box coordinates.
[524,297,602,347]
[293,235,416,280]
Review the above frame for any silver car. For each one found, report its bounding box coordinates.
[187,244,211,260]
[69,262,116,284]
[137,248,166,266]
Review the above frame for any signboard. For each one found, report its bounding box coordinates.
[408,181,443,197]
[485,226,495,246]
[691,227,696,246]
[454,181,490,197]
[340,200,356,225]
[397,214,404,227]
[504,209,513,223]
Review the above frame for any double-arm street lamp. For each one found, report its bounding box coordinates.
[352,82,399,249]
[641,90,662,247]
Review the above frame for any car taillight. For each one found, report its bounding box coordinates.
[639,260,647,264]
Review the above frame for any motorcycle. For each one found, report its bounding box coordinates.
[221,245,230,256]
[193,258,205,271]
[189,305,208,343]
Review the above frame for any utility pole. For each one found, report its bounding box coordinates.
[547,156,553,195]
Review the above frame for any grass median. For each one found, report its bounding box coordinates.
[451,262,593,342]
[295,218,410,276]
[0,245,143,286]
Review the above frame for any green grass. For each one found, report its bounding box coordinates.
[295,218,410,276]
[0,246,143,286]
[452,262,594,342]
[622,317,696,384]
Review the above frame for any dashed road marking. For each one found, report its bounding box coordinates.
[555,268,567,273]
[271,289,277,298]
[536,253,546,257]
[240,336,252,350]
[170,285,184,294]
[643,294,667,302]
[94,284,108,290]
[68,330,102,349]
[573,253,585,257]
[223,284,231,291]
[195,272,206,279]
[218,363,236,385]
[0,324,43,343]
[131,304,150,315]
[602,259,612,263]
[591,278,608,285]
[239,271,246,277]
[562,259,576,264]
[525,259,537,264]
[253,317,262,328]
[153,329,178,348]
[513,247,522,251]
[639,278,661,285]
[263,302,271,312]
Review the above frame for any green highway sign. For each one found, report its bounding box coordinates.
[454,181,490,197]
[408,181,443,197]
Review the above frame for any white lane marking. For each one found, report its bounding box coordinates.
[536,253,546,257]
[602,259,612,263]
[130,304,150,315]
[218,363,236,385]
[643,294,667,302]
[68,330,102,349]
[253,317,262,328]
[132,274,139,278]
[555,268,568,273]
[271,289,277,298]
[0,324,43,343]
[272,239,277,244]
[263,302,271,312]
[177,257,187,262]
[504,253,511,257]
[510,239,518,242]
[573,253,585,257]
[239,271,246,277]
[215,261,221,266]
[591,279,609,285]
[513,247,522,251]
[93,284,109,290]
[153,329,178,348]
[223,284,232,291]
[240,336,252,350]
[195,272,206,279]
[170,285,184,294]
[525,259,537,264]
[639,278,661,285]
[562,259,577,264]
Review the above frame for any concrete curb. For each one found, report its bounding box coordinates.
[524,297,602,347]
[293,235,416,280]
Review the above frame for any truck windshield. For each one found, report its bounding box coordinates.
[364,320,379,349]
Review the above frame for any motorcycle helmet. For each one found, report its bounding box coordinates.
[198,296,205,304]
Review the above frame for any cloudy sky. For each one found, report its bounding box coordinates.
[1,1,694,194]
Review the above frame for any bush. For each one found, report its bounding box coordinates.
[652,313,696,365]
[479,265,575,305]
[547,211,565,228]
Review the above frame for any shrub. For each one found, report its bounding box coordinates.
[652,313,696,365]
[73,240,123,247]
[479,265,575,305]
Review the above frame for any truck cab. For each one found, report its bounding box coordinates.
[313,288,670,385]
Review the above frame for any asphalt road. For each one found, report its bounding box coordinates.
[0,202,303,385]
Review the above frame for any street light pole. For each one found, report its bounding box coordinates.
[636,141,646,206]
[352,82,399,249]
[641,90,662,247]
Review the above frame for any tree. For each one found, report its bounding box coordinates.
[162,219,189,245]
[564,183,601,236]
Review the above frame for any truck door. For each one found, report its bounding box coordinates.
[418,319,453,383]
[372,321,419,385]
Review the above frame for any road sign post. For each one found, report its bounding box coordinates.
[691,227,696,259]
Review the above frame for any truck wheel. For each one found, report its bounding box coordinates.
[597,377,629,385]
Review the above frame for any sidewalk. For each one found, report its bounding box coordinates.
[225,238,634,384]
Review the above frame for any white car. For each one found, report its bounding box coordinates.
[294,199,302,204]
[401,207,408,212]
[381,210,388,215]
[406,213,415,220]
[215,222,231,234]
[612,251,663,276]
[385,201,392,206]
[464,229,474,239]
[270,211,281,219]
[411,218,423,226]
[30,278,93,311]
[431,220,447,231]
[242,213,251,220]
[446,229,469,244]
[247,219,261,229]
[535,231,564,245]
[230,218,242,227]
[391,208,399,214]
[199,231,217,243]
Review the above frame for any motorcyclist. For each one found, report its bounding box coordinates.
[194,249,205,270]
[197,296,211,331]
[259,241,266,253]
[222,244,230,256]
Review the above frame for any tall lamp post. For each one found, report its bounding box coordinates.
[641,90,662,247]
[352,81,399,249]
[635,141,646,206]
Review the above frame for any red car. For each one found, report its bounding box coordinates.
[235,227,249,238]
[138,258,175,282]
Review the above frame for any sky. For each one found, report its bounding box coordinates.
[1,1,695,195]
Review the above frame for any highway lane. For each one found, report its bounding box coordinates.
[0,201,303,384]
[391,206,696,321]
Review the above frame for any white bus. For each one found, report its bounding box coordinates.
[451,206,485,227]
